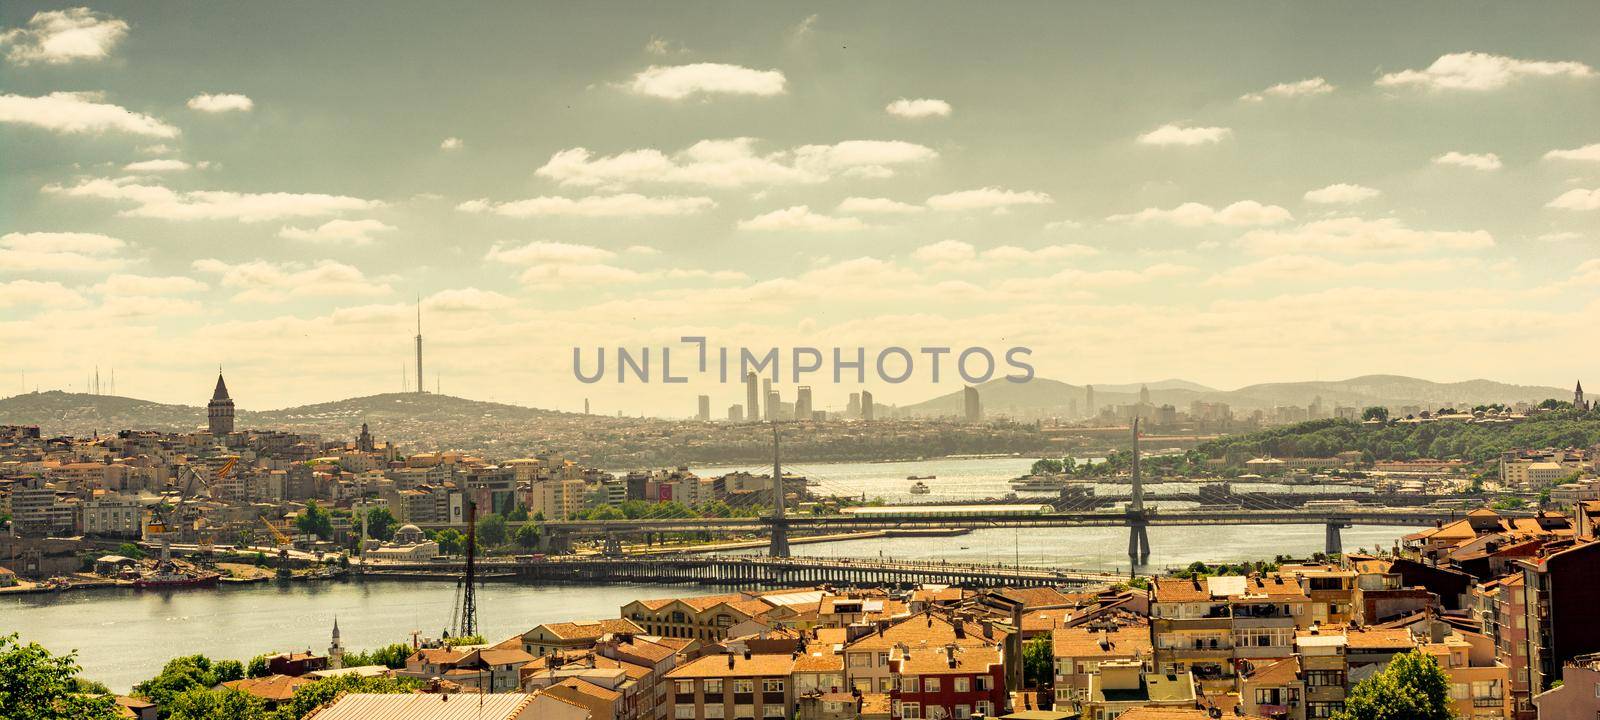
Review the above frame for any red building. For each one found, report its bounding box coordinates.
[889,643,1006,720]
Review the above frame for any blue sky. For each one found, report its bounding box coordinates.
[2,2,1598,415]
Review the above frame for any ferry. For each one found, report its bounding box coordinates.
[132,565,220,589]
[908,481,932,495]
[1008,474,1068,492]
[907,474,936,480]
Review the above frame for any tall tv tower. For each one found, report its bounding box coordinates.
[414,298,424,394]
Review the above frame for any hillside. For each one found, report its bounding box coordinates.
[1196,408,1600,465]
[900,374,1570,418]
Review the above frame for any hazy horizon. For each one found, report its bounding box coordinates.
[4,2,1599,416]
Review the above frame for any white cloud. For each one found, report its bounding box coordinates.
[625,245,661,256]
[186,93,254,113]
[440,137,463,151]
[92,274,207,296]
[836,197,924,214]
[1,8,128,65]
[1236,217,1495,255]
[1044,219,1084,231]
[457,193,714,217]
[911,240,1098,268]
[192,258,391,303]
[424,287,514,312]
[885,98,952,119]
[0,92,178,137]
[0,279,86,308]
[278,219,396,245]
[1544,143,1600,162]
[486,241,617,266]
[0,231,129,273]
[1136,123,1231,146]
[1547,188,1600,211]
[737,206,868,232]
[1303,184,1382,204]
[535,138,936,189]
[1537,231,1584,242]
[1205,255,1485,287]
[1432,151,1502,171]
[123,158,195,173]
[1240,77,1334,102]
[626,63,786,100]
[926,187,1053,212]
[1377,52,1594,91]
[1108,200,1292,226]
[516,263,652,286]
[911,240,975,264]
[982,244,1098,262]
[45,177,381,222]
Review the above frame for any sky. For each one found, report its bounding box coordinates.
[1,1,1598,416]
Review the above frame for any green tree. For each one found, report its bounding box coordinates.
[587,505,627,521]
[134,655,220,710]
[1361,407,1390,423]
[1334,649,1450,720]
[1022,634,1053,688]
[436,528,465,555]
[341,643,414,670]
[295,501,332,540]
[274,674,420,719]
[245,654,270,679]
[0,633,120,720]
[507,505,529,522]
[364,507,397,542]
[514,522,541,549]
[164,688,266,720]
[697,500,733,518]
[1030,458,1064,475]
[477,513,508,549]
[116,542,145,560]
[212,659,245,684]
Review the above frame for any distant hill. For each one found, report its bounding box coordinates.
[900,374,1570,418]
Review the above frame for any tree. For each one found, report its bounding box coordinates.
[295,501,332,540]
[507,505,529,522]
[246,654,270,678]
[1022,634,1053,688]
[1030,458,1064,475]
[365,507,397,542]
[587,505,626,521]
[1361,406,1390,423]
[514,522,541,549]
[477,513,508,549]
[0,633,120,720]
[1334,649,1450,720]
[274,674,420,719]
[134,654,225,710]
[436,528,465,555]
[212,659,244,684]
[116,542,145,560]
[164,688,266,720]
[341,643,413,670]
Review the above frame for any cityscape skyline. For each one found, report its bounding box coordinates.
[3,2,1600,416]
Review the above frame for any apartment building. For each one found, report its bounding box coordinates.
[1052,616,1153,706]
[1151,575,1311,680]
[83,493,142,537]
[1079,661,1196,720]
[666,652,796,720]
[622,594,778,646]
[888,642,1005,720]
[1517,539,1600,692]
[843,614,996,694]
[522,619,645,658]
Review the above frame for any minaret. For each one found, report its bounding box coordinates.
[415,300,424,395]
[1577,381,1586,411]
[328,617,344,669]
[208,371,235,435]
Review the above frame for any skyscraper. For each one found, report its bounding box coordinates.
[1085,384,1096,419]
[963,385,982,422]
[761,378,772,420]
[795,386,813,420]
[1138,384,1150,405]
[208,371,235,436]
[847,392,861,417]
[728,404,744,422]
[766,390,781,421]
[745,372,760,423]
[697,394,711,421]
[861,390,874,421]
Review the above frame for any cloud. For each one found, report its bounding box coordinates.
[625,245,661,256]
[836,197,924,214]
[1136,123,1231,146]
[1544,143,1600,162]
[0,279,87,309]
[457,193,713,217]
[1376,52,1594,91]
[1205,255,1485,288]
[926,187,1053,212]
[982,244,1098,262]
[1537,231,1584,242]
[0,231,129,273]
[911,240,1097,268]
[92,274,207,296]
[911,240,975,264]
[1240,77,1334,102]
[1044,219,1084,231]
[45,177,381,222]
[486,241,617,265]
[789,14,819,43]
[191,258,392,303]
[0,92,178,137]
[1,8,128,65]
[516,263,652,286]
[186,93,254,113]
[424,287,514,312]
[535,138,936,189]
[123,158,196,173]
[1236,217,1494,255]
[737,205,868,231]
[1547,188,1600,211]
[644,37,683,56]
[278,219,396,245]
[1432,151,1502,171]
[1303,184,1381,204]
[626,63,787,100]
[1108,200,1292,226]
[440,137,463,151]
[885,98,952,119]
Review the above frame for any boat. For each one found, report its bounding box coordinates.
[907,474,936,480]
[132,566,221,589]
[1009,474,1069,492]
[909,481,932,495]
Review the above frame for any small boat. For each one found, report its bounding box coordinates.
[1009,474,1068,492]
[909,481,932,495]
[907,474,936,480]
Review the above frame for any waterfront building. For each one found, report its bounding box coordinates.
[83,493,142,538]
[622,594,778,647]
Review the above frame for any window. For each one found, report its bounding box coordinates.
[879,678,894,692]
[761,707,784,718]
[975,676,992,691]
[705,706,725,719]
[1306,671,1345,687]
[734,680,755,694]
[927,705,947,720]
[762,679,784,693]
[953,677,970,693]
[954,705,971,719]
[879,651,891,665]
[975,701,992,717]
[676,680,694,695]
[704,679,723,695]
[1451,683,1469,701]
[849,654,873,668]
[902,676,920,692]
[924,678,941,693]
[902,703,921,719]
[675,705,695,719]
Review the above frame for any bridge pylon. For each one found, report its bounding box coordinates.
[1324,519,1350,556]
[768,422,791,558]
[1126,419,1151,564]
[1127,521,1150,562]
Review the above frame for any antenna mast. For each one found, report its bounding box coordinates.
[453,499,479,638]
[415,298,424,394]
